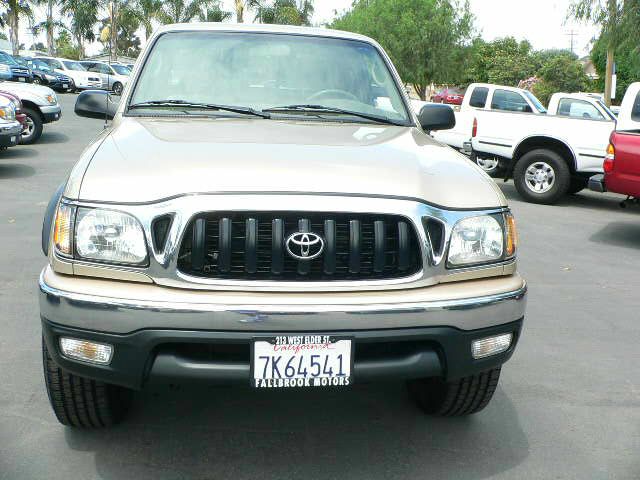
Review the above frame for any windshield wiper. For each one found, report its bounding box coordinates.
[128,100,271,118]
[263,104,404,126]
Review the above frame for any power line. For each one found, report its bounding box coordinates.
[566,29,577,54]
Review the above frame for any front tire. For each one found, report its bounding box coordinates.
[20,107,43,145]
[33,77,43,85]
[473,153,502,177]
[113,82,123,95]
[42,338,132,428]
[408,367,501,416]
[513,149,570,204]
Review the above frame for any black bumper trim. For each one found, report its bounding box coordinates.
[589,174,606,193]
[42,317,524,390]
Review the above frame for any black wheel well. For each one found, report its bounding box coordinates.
[512,137,576,174]
[20,100,44,121]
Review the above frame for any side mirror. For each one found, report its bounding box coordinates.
[418,103,456,132]
[74,90,118,120]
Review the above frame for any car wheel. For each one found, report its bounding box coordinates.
[408,367,501,416]
[474,154,502,177]
[113,82,123,95]
[33,77,42,85]
[20,107,43,145]
[513,149,571,204]
[42,337,132,428]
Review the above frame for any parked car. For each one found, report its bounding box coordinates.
[548,92,616,121]
[37,57,102,91]
[432,87,464,105]
[0,90,28,133]
[0,51,33,83]
[40,24,526,428]
[0,81,61,144]
[589,82,640,200]
[428,83,615,204]
[15,56,74,92]
[79,60,130,95]
[0,95,24,149]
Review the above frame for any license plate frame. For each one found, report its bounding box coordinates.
[251,335,354,389]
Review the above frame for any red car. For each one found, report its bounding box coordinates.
[0,90,27,133]
[431,88,464,105]
[589,83,640,201]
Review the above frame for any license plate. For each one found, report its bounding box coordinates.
[10,136,15,142]
[63,84,68,88]
[18,77,25,82]
[252,335,352,388]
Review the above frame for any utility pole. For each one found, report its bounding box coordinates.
[566,29,577,54]
[110,1,118,63]
[603,0,616,107]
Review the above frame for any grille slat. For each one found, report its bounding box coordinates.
[178,212,421,281]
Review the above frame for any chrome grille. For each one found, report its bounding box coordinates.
[176,212,422,281]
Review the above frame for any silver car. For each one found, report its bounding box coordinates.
[79,61,130,95]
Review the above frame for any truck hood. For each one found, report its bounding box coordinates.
[76,116,506,209]
[0,81,55,99]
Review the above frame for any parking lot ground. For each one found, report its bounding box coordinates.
[0,94,639,480]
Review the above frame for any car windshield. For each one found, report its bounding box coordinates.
[130,32,410,124]
[111,64,130,75]
[0,53,18,66]
[63,61,86,71]
[33,59,52,71]
[523,90,547,113]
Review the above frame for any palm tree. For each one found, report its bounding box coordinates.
[134,0,162,40]
[60,0,100,58]
[5,0,35,55]
[157,0,210,24]
[32,0,63,55]
[251,0,314,26]
[235,0,245,22]
[199,1,232,22]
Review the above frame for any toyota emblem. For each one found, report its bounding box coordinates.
[285,232,324,261]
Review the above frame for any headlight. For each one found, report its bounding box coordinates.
[45,93,57,104]
[75,208,148,265]
[0,64,9,73]
[0,105,16,121]
[447,213,517,267]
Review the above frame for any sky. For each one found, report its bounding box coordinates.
[20,0,600,58]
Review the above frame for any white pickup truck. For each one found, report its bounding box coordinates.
[421,84,616,204]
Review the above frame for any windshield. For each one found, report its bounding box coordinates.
[111,64,130,75]
[63,61,86,71]
[130,32,410,124]
[0,53,18,66]
[523,90,547,113]
[596,100,617,121]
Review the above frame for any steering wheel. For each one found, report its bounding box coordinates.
[307,89,359,103]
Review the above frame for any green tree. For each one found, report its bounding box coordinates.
[157,0,210,23]
[532,53,588,105]
[235,0,246,22]
[199,0,232,21]
[569,0,640,105]
[332,0,474,100]
[250,0,314,25]
[32,0,63,55]
[100,2,142,58]
[55,29,80,58]
[134,0,162,40]
[464,37,535,86]
[5,0,35,55]
[60,0,100,58]
[590,32,639,102]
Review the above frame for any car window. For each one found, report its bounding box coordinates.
[631,91,640,122]
[0,52,18,65]
[469,87,488,108]
[491,89,532,113]
[111,64,130,75]
[42,58,63,69]
[130,31,411,124]
[557,98,605,120]
[63,61,86,71]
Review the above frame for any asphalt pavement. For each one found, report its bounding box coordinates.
[0,93,638,479]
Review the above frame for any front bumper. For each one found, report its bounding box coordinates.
[40,267,526,389]
[40,104,61,123]
[0,121,23,146]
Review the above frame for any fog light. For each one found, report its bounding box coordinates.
[471,333,512,359]
[59,337,113,365]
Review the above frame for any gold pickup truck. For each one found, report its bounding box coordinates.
[40,23,526,428]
